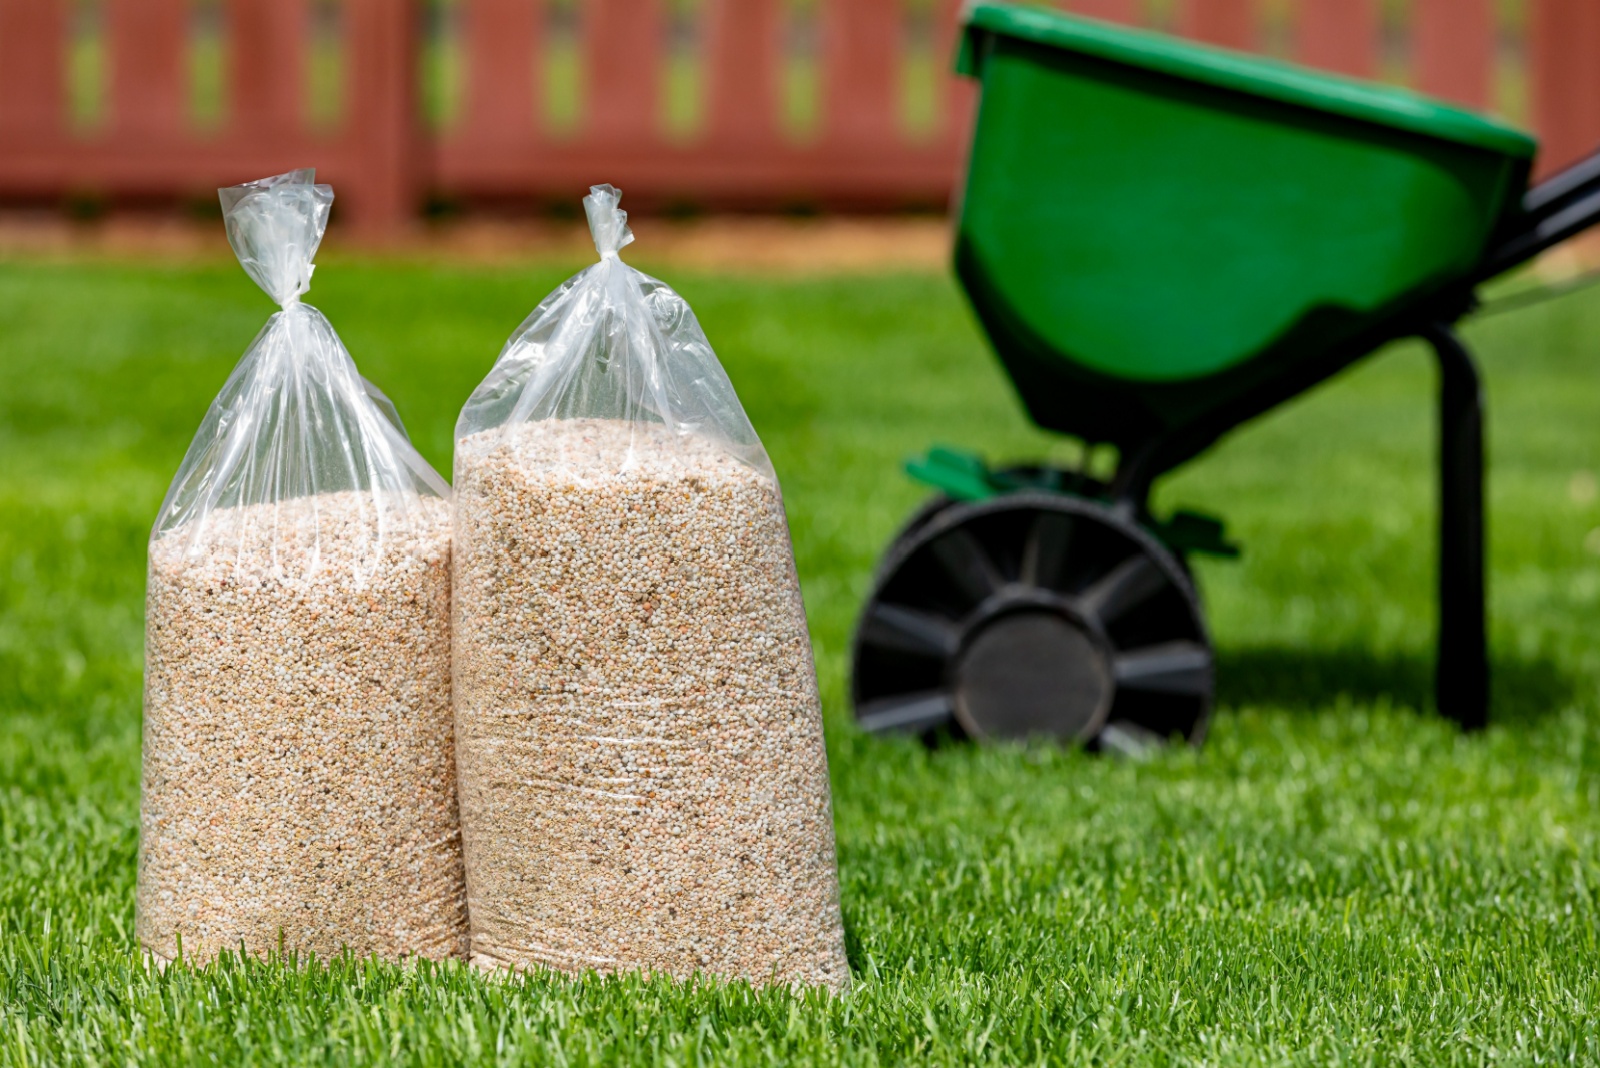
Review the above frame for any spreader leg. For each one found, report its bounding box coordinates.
[1425,323,1488,730]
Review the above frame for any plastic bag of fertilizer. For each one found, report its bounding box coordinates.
[137,169,467,965]
[452,184,848,990]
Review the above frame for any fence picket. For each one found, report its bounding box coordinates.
[822,0,900,149]
[1179,0,1258,51]
[1530,0,1600,176]
[705,0,780,148]
[1414,0,1493,108]
[342,0,421,234]
[107,0,190,140]
[585,0,663,143]
[459,0,541,145]
[230,0,308,136]
[0,0,67,139]
[1296,0,1378,78]
[1061,0,1139,24]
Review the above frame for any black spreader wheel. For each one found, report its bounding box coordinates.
[851,493,1213,749]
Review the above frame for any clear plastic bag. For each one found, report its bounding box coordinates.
[137,170,468,965]
[452,185,848,990]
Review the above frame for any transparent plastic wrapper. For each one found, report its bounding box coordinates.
[452,185,848,990]
[137,170,468,965]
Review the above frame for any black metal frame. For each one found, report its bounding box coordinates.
[1097,148,1600,729]
[1427,324,1487,729]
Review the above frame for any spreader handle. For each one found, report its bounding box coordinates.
[1524,147,1600,215]
[1480,144,1600,279]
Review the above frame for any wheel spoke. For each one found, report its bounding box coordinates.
[1112,641,1212,695]
[858,602,960,659]
[930,528,1005,605]
[856,690,956,734]
[1020,511,1073,589]
[1078,553,1165,625]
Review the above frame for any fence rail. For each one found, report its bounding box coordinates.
[0,0,1597,235]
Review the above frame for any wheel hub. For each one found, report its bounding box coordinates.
[952,608,1113,742]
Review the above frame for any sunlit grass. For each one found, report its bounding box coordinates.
[1,260,1598,1065]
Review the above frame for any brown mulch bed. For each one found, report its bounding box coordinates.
[0,211,952,275]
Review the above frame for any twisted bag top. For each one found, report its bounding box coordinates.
[456,184,772,479]
[153,169,449,584]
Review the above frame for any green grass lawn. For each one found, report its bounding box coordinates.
[3,256,1600,1065]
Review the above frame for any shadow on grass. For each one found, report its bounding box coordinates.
[1215,644,1578,726]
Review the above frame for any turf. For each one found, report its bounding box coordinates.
[2,256,1599,1065]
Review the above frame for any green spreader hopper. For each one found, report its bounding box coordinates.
[852,2,1600,750]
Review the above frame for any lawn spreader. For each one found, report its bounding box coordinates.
[851,2,1600,749]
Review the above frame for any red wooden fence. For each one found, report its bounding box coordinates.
[0,0,1597,236]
